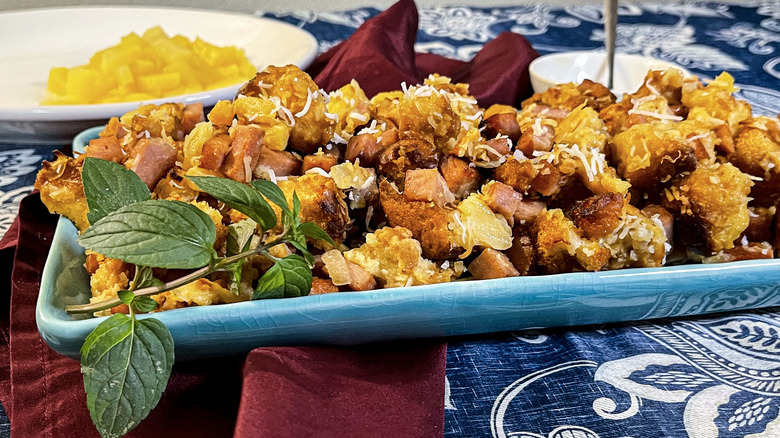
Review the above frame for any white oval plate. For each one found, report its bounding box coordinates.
[0,6,318,144]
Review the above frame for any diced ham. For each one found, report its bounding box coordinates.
[482,182,522,225]
[468,248,520,280]
[481,113,522,142]
[220,125,265,182]
[577,79,613,99]
[199,134,232,171]
[345,133,383,167]
[485,137,512,159]
[181,103,205,136]
[130,138,177,190]
[529,105,570,120]
[345,261,376,291]
[85,137,124,163]
[706,243,774,263]
[309,277,340,295]
[513,199,546,225]
[569,193,625,239]
[116,124,129,139]
[439,155,481,198]
[256,146,302,177]
[302,154,339,173]
[530,161,562,196]
[378,128,399,149]
[642,204,674,245]
[403,168,455,207]
[516,123,554,156]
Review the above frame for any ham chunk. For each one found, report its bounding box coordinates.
[200,134,231,171]
[302,154,339,173]
[404,168,455,207]
[221,125,265,182]
[468,248,520,280]
[513,199,546,225]
[256,146,302,177]
[345,133,383,167]
[130,138,177,190]
[485,137,512,159]
[85,137,124,163]
[309,277,340,295]
[516,123,554,157]
[181,103,205,136]
[482,113,522,142]
[439,155,481,198]
[482,182,522,225]
[345,261,377,291]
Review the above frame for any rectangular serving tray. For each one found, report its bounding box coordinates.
[35,127,780,360]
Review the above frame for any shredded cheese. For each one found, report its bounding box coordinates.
[294,88,315,118]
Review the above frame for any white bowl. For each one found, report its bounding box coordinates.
[529,51,690,96]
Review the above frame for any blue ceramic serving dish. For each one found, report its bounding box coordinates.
[36,127,780,360]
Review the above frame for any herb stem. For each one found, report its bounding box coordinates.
[65,238,287,315]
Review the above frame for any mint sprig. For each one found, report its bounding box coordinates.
[82,157,151,225]
[70,160,334,438]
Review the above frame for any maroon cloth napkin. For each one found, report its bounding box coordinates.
[235,344,447,437]
[310,0,538,107]
[1,1,538,436]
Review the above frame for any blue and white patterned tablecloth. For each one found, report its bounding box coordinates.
[2,2,780,437]
[262,2,780,437]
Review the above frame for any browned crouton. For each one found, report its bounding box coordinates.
[569,193,625,239]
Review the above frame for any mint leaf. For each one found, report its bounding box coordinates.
[81,314,174,438]
[117,289,134,306]
[292,192,301,223]
[298,222,335,246]
[250,179,290,214]
[289,240,315,267]
[78,199,217,269]
[227,220,256,256]
[135,267,164,289]
[82,158,151,225]
[226,220,256,295]
[117,290,157,313]
[188,176,276,231]
[253,254,312,299]
[132,296,158,313]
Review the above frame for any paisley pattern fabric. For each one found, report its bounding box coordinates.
[0,3,778,437]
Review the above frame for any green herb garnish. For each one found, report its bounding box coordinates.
[68,159,332,437]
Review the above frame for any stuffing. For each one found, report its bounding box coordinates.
[344,226,463,287]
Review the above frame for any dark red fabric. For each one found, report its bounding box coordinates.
[310,0,538,107]
[234,344,447,438]
[5,195,243,438]
[2,0,539,436]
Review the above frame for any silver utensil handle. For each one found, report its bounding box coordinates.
[604,0,618,90]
